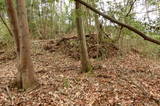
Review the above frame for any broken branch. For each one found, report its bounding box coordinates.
[75,0,160,45]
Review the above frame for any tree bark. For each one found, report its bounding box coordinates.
[5,0,20,56]
[16,0,38,90]
[94,15,103,43]
[75,0,160,45]
[75,1,92,72]
[6,0,38,90]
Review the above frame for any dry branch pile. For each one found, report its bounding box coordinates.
[43,34,119,60]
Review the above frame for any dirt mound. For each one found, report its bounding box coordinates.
[44,34,119,60]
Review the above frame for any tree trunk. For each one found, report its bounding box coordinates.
[75,1,92,72]
[6,0,38,90]
[16,0,38,90]
[95,14,103,43]
[6,0,20,56]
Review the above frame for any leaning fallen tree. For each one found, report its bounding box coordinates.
[75,0,160,45]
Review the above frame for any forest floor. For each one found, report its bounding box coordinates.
[0,36,160,106]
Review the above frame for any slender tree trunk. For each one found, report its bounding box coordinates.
[95,14,103,43]
[75,1,92,72]
[94,14,102,58]
[6,0,20,56]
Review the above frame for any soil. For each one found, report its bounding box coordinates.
[0,36,160,105]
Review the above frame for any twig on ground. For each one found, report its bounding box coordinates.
[4,86,13,105]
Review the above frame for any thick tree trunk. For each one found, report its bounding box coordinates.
[75,1,92,72]
[16,0,38,90]
[6,0,38,90]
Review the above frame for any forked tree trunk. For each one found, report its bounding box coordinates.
[6,0,38,90]
[75,1,92,72]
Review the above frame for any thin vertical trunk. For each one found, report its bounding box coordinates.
[93,0,105,43]
[75,1,92,72]
[6,0,20,56]
[95,15,103,43]
[50,3,54,37]
[145,0,151,23]
[94,14,103,58]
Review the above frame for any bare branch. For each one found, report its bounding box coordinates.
[0,13,13,36]
[75,0,160,45]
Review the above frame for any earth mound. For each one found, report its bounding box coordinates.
[44,34,120,60]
